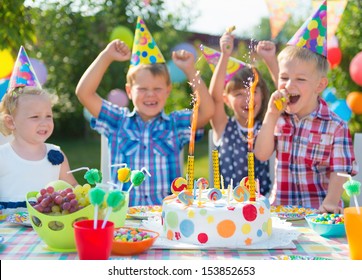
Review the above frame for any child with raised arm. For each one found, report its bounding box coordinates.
[254,2,358,213]
[76,18,214,206]
[0,47,77,210]
[206,30,273,195]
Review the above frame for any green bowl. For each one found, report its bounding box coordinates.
[26,191,94,252]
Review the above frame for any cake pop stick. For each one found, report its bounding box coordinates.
[128,167,151,193]
[226,25,236,33]
[101,190,125,229]
[89,187,106,229]
[338,173,361,214]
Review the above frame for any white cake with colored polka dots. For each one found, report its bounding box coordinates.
[162,193,272,246]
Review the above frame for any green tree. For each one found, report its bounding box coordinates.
[17,0,195,138]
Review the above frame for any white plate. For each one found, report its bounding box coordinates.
[6,212,32,227]
[127,205,162,220]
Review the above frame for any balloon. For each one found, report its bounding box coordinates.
[0,78,9,101]
[327,47,342,69]
[166,60,186,83]
[346,91,362,115]
[322,87,337,104]
[107,89,129,107]
[83,107,93,122]
[110,26,134,49]
[0,49,14,79]
[30,58,48,85]
[330,99,352,122]
[350,51,362,86]
[171,42,198,61]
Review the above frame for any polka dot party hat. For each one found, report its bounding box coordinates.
[200,44,247,84]
[130,17,165,67]
[8,46,42,90]
[287,0,327,57]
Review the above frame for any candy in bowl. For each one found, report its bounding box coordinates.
[305,213,346,238]
[112,227,159,255]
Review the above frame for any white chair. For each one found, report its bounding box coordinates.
[351,133,362,207]
[100,135,111,183]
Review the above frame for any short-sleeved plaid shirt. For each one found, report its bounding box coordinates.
[91,100,203,206]
[269,98,358,208]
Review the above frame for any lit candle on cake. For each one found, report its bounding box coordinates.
[212,149,221,189]
[187,90,200,191]
[247,67,259,202]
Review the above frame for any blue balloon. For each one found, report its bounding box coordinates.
[166,60,187,83]
[0,78,9,101]
[171,42,198,61]
[330,99,352,122]
[322,87,337,104]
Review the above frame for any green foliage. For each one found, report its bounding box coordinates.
[0,0,36,52]
[10,0,193,137]
[327,0,362,134]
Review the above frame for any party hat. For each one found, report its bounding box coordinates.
[130,17,165,67]
[8,46,42,90]
[287,0,327,57]
[200,44,247,84]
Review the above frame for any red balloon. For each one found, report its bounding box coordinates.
[327,47,342,69]
[350,51,362,86]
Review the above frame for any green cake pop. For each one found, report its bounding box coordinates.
[101,190,126,229]
[89,187,106,229]
[84,168,103,185]
[128,167,151,193]
[338,173,361,214]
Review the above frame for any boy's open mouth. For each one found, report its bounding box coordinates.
[288,94,300,104]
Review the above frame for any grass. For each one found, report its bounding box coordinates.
[52,132,210,184]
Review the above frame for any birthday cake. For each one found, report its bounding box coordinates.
[162,177,272,247]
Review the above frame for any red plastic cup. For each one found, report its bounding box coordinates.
[74,220,114,260]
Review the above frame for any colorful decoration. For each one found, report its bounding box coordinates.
[338,173,361,214]
[171,177,188,195]
[68,167,102,185]
[130,17,165,67]
[346,92,362,115]
[101,190,125,229]
[128,167,151,193]
[8,46,42,90]
[349,51,362,86]
[89,187,106,229]
[312,0,348,42]
[200,44,247,84]
[212,149,221,190]
[29,58,48,85]
[196,178,209,190]
[264,0,296,39]
[207,188,222,201]
[178,190,194,206]
[287,1,327,57]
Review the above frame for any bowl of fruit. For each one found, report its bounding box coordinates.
[26,180,94,252]
[112,227,159,255]
[305,213,346,238]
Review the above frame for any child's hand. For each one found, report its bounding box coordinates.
[104,39,131,62]
[318,202,343,214]
[219,32,234,56]
[268,89,288,115]
[256,40,276,61]
[172,50,195,73]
